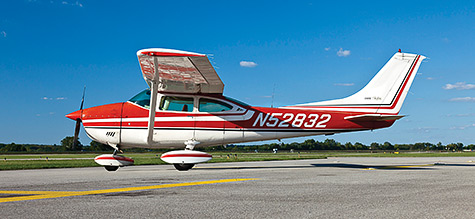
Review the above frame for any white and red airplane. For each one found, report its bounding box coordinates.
[66,48,425,171]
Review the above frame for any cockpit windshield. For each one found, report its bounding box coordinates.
[128,89,151,109]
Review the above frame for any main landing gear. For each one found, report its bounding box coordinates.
[94,141,212,172]
[160,140,212,171]
[94,149,134,172]
[104,166,119,171]
[173,164,195,171]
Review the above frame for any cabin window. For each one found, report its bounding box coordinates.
[199,98,232,112]
[128,89,151,109]
[160,96,194,112]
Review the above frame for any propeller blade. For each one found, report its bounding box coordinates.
[80,86,86,110]
[72,86,86,150]
[72,119,81,150]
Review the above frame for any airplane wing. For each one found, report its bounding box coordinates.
[136,48,224,94]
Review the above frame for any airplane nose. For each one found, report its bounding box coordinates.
[66,110,82,121]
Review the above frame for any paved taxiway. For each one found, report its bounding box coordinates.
[2,157,475,218]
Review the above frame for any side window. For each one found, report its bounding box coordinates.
[199,98,233,112]
[159,96,194,112]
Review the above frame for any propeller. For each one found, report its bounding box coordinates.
[72,86,86,150]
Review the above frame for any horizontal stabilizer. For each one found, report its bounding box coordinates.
[344,114,405,122]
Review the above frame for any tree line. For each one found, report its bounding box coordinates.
[209,139,474,152]
[1,137,472,153]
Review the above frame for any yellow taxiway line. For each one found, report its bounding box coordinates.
[0,178,259,203]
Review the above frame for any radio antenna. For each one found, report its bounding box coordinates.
[271,83,276,108]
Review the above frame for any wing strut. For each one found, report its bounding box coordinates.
[146,57,160,145]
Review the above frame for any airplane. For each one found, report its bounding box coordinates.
[66,48,426,171]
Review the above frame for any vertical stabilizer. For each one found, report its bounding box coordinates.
[296,52,425,114]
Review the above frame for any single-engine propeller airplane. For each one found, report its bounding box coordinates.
[66,48,425,171]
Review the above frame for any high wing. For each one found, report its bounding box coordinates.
[136,48,224,94]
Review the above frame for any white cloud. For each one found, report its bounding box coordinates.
[59,1,83,7]
[443,82,475,90]
[426,77,435,80]
[337,48,351,57]
[42,96,67,100]
[446,113,475,117]
[334,83,354,86]
[0,31,6,37]
[240,61,257,68]
[414,127,438,133]
[449,97,475,102]
[324,47,331,51]
[450,124,475,130]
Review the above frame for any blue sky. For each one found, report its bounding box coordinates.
[0,0,474,146]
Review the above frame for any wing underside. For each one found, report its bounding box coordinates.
[137,48,224,94]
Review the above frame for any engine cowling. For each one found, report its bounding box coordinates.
[160,150,212,164]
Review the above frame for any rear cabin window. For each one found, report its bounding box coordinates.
[128,89,151,109]
[199,98,232,112]
[160,96,194,112]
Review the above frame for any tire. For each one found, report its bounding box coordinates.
[173,163,195,171]
[104,166,119,171]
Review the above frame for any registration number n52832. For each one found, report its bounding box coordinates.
[251,112,331,128]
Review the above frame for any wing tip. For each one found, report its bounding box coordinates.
[137,48,205,57]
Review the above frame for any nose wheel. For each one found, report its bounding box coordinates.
[173,163,195,171]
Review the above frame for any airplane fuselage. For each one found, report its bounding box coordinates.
[72,92,395,149]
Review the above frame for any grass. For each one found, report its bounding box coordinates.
[1,151,475,171]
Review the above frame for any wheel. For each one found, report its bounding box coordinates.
[173,163,195,171]
[104,166,119,171]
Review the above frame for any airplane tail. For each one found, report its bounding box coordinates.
[295,51,426,114]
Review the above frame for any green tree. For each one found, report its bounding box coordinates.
[354,142,367,150]
[0,143,27,152]
[61,136,83,151]
[382,142,394,150]
[344,142,353,150]
[89,141,112,151]
[323,139,341,150]
[370,142,381,150]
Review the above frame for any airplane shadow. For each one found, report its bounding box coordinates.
[311,163,432,170]
[193,162,475,171]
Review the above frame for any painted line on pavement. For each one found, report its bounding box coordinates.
[0,178,259,203]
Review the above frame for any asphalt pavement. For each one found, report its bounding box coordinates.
[2,157,475,218]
